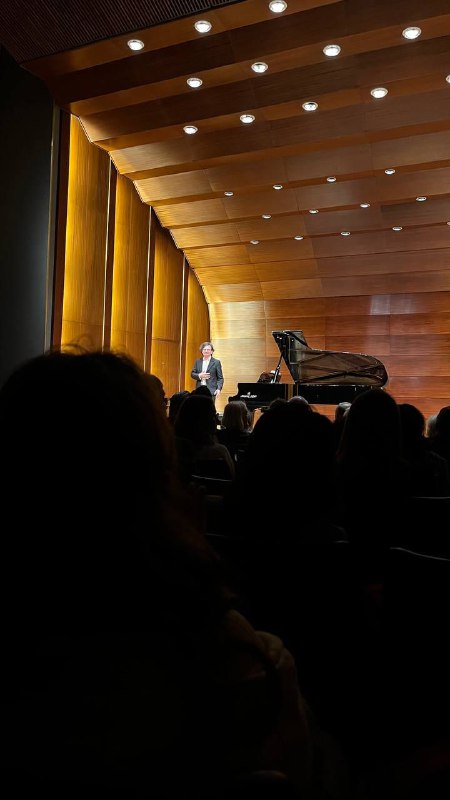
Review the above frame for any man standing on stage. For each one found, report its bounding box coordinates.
[191,342,224,401]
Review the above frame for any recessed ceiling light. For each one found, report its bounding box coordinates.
[371,87,388,98]
[294,235,304,240]
[273,184,283,190]
[385,168,396,175]
[262,214,272,219]
[341,231,351,236]
[251,61,268,74]
[309,209,319,214]
[402,26,421,40]
[446,75,450,84]
[269,0,287,12]
[327,176,337,183]
[183,125,198,135]
[187,77,203,89]
[416,196,427,202]
[127,39,144,51]
[250,240,259,245]
[360,202,371,208]
[392,226,403,231]
[447,221,450,225]
[302,101,318,112]
[224,191,234,197]
[240,113,255,124]
[323,44,341,57]
[194,20,212,33]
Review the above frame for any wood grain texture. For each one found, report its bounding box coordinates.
[184,269,210,392]
[23,0,450,416]
[150,221,184,396]
[61,117,111,350]
[110,172,150,366]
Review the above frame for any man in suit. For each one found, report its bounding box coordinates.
[191,342,224,401]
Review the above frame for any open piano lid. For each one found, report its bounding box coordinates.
[272,330,388,387]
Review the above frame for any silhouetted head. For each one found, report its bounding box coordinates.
[192,385,212,398]
[221,400,249,432]
[0,349,173,507]
[398,403,425,444]
[334,401,351,422]
[0,350,228,634]
[175,393,218,444]
[337,388,402,463]
[168,390,190,424]
[435,406,450,440]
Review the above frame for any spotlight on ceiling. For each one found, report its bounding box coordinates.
[302,101,318,112]
[323,44,341,57]
[194,20,212,33]
[251,62,269,73]
[402,26,421,40]
[371,87,388,98]
[269,1,287,13]
[187,77,203,88]
[127,39,144,51]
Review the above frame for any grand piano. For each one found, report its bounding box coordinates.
[230,330,388,410]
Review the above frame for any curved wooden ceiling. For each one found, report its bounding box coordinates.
[3,0,450,412]
[4,0,450,413]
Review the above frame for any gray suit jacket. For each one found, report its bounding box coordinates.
[191,356,224,395]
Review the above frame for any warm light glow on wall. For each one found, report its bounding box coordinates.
[62,117,111,350]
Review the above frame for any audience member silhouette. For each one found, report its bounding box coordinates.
[398,403,450,496]
[217,400,251,467]
[0,349,329,798]
[174,393,235,479]
[428,405,450,471]
[167,389,190,426]
[332,401,351,452]
[335,389,412,568]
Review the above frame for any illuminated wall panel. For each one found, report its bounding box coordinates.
[61,117,112,350]
[110,173,151,366]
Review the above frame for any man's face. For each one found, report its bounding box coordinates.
[202,346,212,359]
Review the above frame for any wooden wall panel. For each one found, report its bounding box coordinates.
[185,269,209,393]
[382,355,450,376]
[195,265,260,285]
[255,261,319,282]
[390,313,450,335]
[210,301,265,320]
[326,315,390,336]
[61,116,111,350]
[261,279,324,300]
[265,315,327,337]
[317,251,450,278]
[205,283,264,302]
[390,291,450,315]
[388,377,450,398]
[150,219,184,396]
[264,298,327,318]
[213,318,266,339]
[325,295,391,316]
[110,173,151,366]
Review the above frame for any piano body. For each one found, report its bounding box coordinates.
[229,330,388,410]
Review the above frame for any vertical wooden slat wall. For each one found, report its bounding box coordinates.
[184,269,210,395]
[55,118,208,393]
[110,173,151,367]
[210,301,267,413]
[61,117,112,350]
[150,219,184,396]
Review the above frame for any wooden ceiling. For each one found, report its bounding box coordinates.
[4,0,450,377]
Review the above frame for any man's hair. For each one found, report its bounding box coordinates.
[199,341,214,352]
